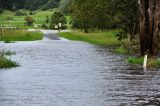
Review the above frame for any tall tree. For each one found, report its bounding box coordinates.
[138,0,160,56]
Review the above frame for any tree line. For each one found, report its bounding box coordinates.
[61,0,160,57]
[0,0,60,11]
[62,0,138,35]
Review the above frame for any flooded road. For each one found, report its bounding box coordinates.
[0,30,160,106]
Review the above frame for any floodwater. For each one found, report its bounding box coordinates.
[0,30,160,106]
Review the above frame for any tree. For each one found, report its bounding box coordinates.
[60,0,70,14]
[68,0,138,34]
[50,11,66,29]
[138,0,160,56]
[25,16,34,26]
[45,15,50,24]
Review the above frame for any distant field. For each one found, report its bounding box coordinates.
[0,9,55,29]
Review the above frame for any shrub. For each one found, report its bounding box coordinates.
[50,11,67,29]
[0,56,18,68]
[25,16,34,26]
[0,8,3,13]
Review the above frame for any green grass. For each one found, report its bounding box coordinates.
[0,9,55,29]
[0,56,18,68]
[128,57,144,65]
[0,29,43,41]
[0,50,18,68]
[114,47,128,54]
[0,10,15,18]
[128,56,160,68]
[58,30,126,46]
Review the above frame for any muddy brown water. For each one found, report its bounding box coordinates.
[0,31,160,106]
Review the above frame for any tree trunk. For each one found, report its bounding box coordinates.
[147,0,154,55]
[152,0,160,56]
[138,0,148,56]
[138,0,160,57]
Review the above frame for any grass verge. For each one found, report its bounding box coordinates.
[128,57,160,68]
[114,47,128,54]
[58,30,126,46]
[0,29,43,41]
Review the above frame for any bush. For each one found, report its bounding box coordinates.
[25,16,34,26]
[50,11,67,29]
[0,56,18,68]
[0,8,3,13]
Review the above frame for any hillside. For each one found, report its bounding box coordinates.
[0,0,60,11]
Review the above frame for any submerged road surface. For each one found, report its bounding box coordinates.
[0,30,160,106]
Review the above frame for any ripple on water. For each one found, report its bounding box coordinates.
[0,36,160,106]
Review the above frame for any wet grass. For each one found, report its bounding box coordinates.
[0,29,43,41]
[128,56,160,68]
[0,56,18,68]
[58,30,126,46]
[114,47,128,54]
[0,50,18,68]
[128,57,144,65]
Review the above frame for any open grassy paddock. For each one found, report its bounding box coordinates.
[0,9,55,29]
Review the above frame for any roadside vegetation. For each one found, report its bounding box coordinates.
[0,29,43,42]
[114,47,128,54]
[59,30,126,46]
[128,57,160,68]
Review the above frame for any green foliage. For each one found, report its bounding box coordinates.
[67,0,138,35]
[0,29,43,41]
[50,11,67,29]
[0,56,18,68]
[45,16,50,23]
[25,16,34,26]
[128,57,160,68]
[41,0,59,10]
[157,59,160,67]
[0,51,18,68]
[58,30,126,46]
[0,0,60,11]
[115,47,128,54]
[15,10,27,16]
[5,16,13,20]
[0,10,55,29]
[0,8,3,13]
[60,0,70,14]
[128,57,144,65]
